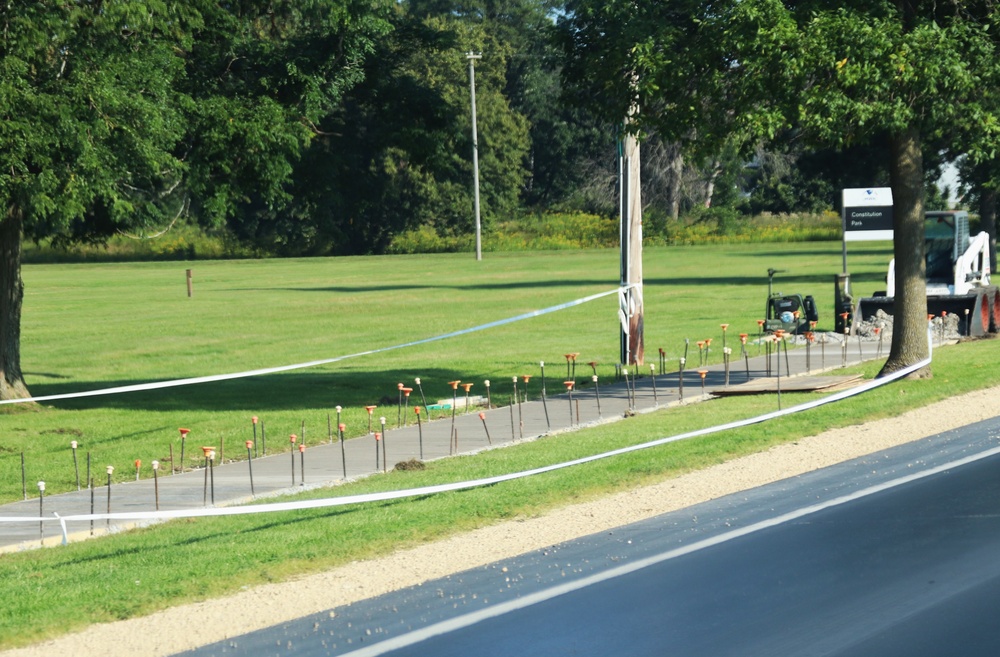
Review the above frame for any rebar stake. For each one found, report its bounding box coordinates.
[539,362,551,429]
[593,375,603,418]
[479,412,492,445]
[414,407,424,460]
[564,381,575,425]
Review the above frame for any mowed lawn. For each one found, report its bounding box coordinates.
[4,243,893,502]
[4,241,1000,650]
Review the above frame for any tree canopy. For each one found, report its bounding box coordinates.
[559,0,1000,373]
[0,0,393,397]
[5,0,1000,398]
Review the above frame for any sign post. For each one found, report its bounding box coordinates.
[841,187,894,270]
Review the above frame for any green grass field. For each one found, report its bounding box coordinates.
[5,242,894,502]
[21,243,1000,648]
[4,241,1000,648]
[0,339,997,648]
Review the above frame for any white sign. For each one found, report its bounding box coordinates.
[842,187,894,241]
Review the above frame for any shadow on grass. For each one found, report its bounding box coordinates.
[29,367,517,414]
[751,246,892,258]
[49,504,366,570]
[226,276,620,295]
[645,271,887,288]
[224,268,889,295]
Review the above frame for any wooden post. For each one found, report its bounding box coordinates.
[619,125,644,366]
[186,269,193,297]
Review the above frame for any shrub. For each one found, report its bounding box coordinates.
[386,226,473,254]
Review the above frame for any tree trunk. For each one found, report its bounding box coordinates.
[880,127,930,378]
[703,159,721,208]
[666,142,683,220]
[980,184,997,274]
[0,207,30,400]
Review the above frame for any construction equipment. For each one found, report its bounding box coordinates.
[855,211,1000,336]
[765,268,818,334]
[833,273,854,333]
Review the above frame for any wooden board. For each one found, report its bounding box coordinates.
[712,374,864,396]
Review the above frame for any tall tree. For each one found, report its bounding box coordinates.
[0,1,392,399]
[787,1,1000,374]
[231,3,533,256]
[560,0,1000,375]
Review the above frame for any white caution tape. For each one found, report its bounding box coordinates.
[0,286,630,407]
[0,354,930,536]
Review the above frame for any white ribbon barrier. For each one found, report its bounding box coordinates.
[0,353,931,546]
[0,286,633,407]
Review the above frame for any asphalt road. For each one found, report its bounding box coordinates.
[180,415,1000,657]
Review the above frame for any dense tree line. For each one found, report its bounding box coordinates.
[3,0,1000,396]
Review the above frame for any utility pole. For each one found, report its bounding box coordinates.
[619,124,644,366]
[467,51,483,261]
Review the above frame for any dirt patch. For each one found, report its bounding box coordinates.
[4,385,1000,657]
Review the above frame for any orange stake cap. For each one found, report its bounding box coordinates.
[448,380,461,389]
[462,383,474,392]
[339,423,346,431]
[563,381,575,390]
[289,434,297,444]
[251,416,258,424]
[757,319,765,326]
[375,432,381,441]
[402,387,413,395]
[720,323,729,330]
[698,370,708,379]
[365,405,377,414]
[179,428,190,437]
[413,407,420,415]
[245,440,253,449]
[134,459,141,469]
[522,375,532,382]
[398,382,404,390]
[478,412,486,420]
[298,444,305,453]
[201,446,213,456]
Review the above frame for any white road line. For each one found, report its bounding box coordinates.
[335,443,1000,657]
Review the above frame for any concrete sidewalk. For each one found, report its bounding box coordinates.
[0,335,895,552]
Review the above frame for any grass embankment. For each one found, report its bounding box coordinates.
[0,337,997,649]
[4,240,962,648]
[4,243,894,504]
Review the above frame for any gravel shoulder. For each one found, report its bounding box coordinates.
[5,384,1000,657]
